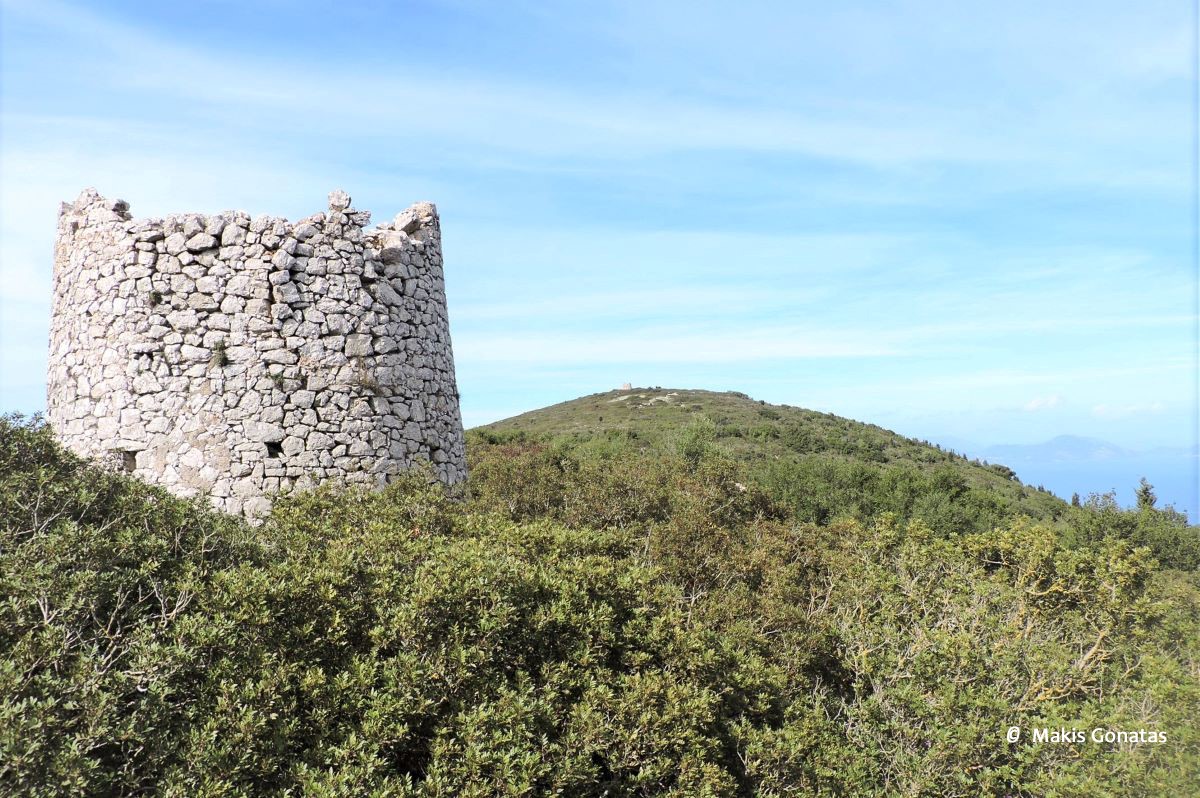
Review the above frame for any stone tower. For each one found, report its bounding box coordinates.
[47,188,467,518]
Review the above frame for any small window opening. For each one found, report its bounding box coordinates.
[119,451,137,473]
[266,441,284,458]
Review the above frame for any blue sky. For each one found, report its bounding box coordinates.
[1,1,1196,509]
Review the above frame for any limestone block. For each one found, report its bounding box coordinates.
[186,232,217,251]
[221,224,247,246]
[188,293,219,311]
[328,190,351,211]
[247,422,286,443]
[164,232,187,255]
[344,334,372,357]
[272,250,297,271]
[308,431,334,449]
[261,349,297,365]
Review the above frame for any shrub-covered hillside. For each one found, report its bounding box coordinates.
[480,388,1069,532]
[479,389,998,470]
[3,413,1198,796]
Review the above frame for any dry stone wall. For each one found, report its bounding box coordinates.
[47,188,467,519]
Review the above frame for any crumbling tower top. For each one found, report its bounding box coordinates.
[47,188,467,518]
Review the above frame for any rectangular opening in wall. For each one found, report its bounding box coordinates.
[118,451,137,473]
[265,441,284,458]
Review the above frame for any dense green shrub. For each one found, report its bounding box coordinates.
[1064,491,1200,571]
[750,456,1020,535]
[1,419,780,795]
[0,416,255,795]
[2,416,1198,795]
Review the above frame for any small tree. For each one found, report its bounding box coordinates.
[1135,478,1157,510]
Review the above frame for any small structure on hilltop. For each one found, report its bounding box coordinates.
[47,188,467,519]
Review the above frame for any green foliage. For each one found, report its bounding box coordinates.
[210,339,230,368]
[1136,477,1157,510]
[987,462,1018,481]
[1,418,774,795]
[750,456,1018,535]
[3,414,1198,795]
[0,415,254,796]
[1065,490,1200,571]
[673,415,719,466]
[476,388,1068,527]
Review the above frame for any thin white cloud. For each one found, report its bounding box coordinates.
[0,0,1189,182]
[834,360,1194,397]
[1024,394,1063,412]
[893,313,1196,343]
[1092,402,1168,420]
[451,285,832,323]
[456,324,896,366]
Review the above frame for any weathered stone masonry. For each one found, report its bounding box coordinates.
[48,188,467,518]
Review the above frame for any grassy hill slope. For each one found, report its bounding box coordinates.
[475,387,1068,528]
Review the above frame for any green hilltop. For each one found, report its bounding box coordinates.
[475,387,1067,532]
[478,386,1015,472]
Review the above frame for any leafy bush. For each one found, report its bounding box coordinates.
[1066,491,1200,571]
[3,416,1198,795]
[0,415,254,795]
[750,457,1019,535]
[1,419,776,795]
[672,416,720,466]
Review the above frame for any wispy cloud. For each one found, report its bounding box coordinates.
[1092,402,1168,420]
[1024,394,1063,412]
[1,0,1191,187]
[452,285,830,323]
[456,324,897,366]
[0,0,1193,466]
